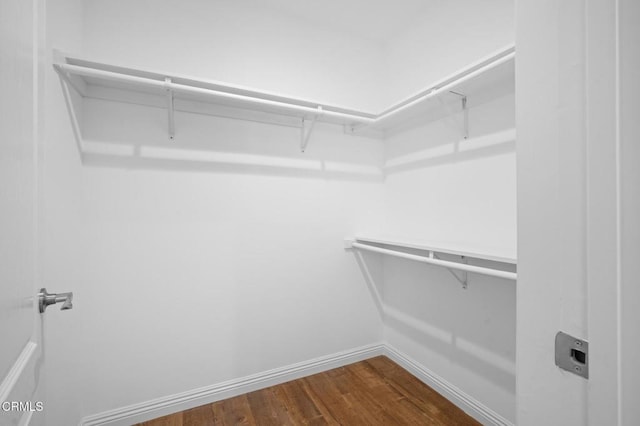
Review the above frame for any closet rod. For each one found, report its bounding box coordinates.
[373,51,515,125]
[351,242,517,281]
[54,63,376,125]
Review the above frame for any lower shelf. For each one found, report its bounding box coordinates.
[345,236,517,281]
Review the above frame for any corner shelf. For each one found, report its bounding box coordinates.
[350,45,515,137]
[54,45,514,151]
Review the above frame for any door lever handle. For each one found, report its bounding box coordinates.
[38,288,73,313]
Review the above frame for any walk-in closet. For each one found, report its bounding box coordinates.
[2,1,638,425]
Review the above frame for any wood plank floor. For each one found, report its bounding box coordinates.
[136,356,480,426]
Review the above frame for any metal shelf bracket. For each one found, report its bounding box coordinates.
[449,91,468,139]
[433,252,468,289]
[165,77,175,140]
[301,106,323,153]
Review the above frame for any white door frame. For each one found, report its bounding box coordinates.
[516,0,638,425]
[586,0,639,425]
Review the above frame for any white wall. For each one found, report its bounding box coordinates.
[76,102,385,418]
[383,95,516,251]
[82,0,388,113]
[44,1,386,424]
[380,95,517,423]
[383,0,514,104]
[378,2,516,421]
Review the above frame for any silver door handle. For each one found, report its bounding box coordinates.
[38,288,73,313]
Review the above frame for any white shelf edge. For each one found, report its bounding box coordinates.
[54,62,375,128]
[383,128,517,170]
[362,47,515,134]
[53,44,515,137]
[382,43,515,113]
[350,236,517,265]
[59,51,379,119]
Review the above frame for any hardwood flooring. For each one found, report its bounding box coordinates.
[136,356,480,426]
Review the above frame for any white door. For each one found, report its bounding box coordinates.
[0,0,46,424]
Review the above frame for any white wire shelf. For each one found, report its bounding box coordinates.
[53,45,514,149]
[345,236,517,283]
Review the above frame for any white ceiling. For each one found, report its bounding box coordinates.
[256,0,434,42]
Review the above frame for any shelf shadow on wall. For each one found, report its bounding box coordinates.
[59,80,384,183]
[384,303,515,393]
[80,145,384,183]
[351,249,516,395]
[384,129,516,175]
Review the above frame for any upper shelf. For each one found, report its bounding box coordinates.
[54,45,514,142]
[54,53,376,130]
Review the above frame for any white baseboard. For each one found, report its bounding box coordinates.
[383,345,514,426]
[81,342,513,426]
[80,343,385,426]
